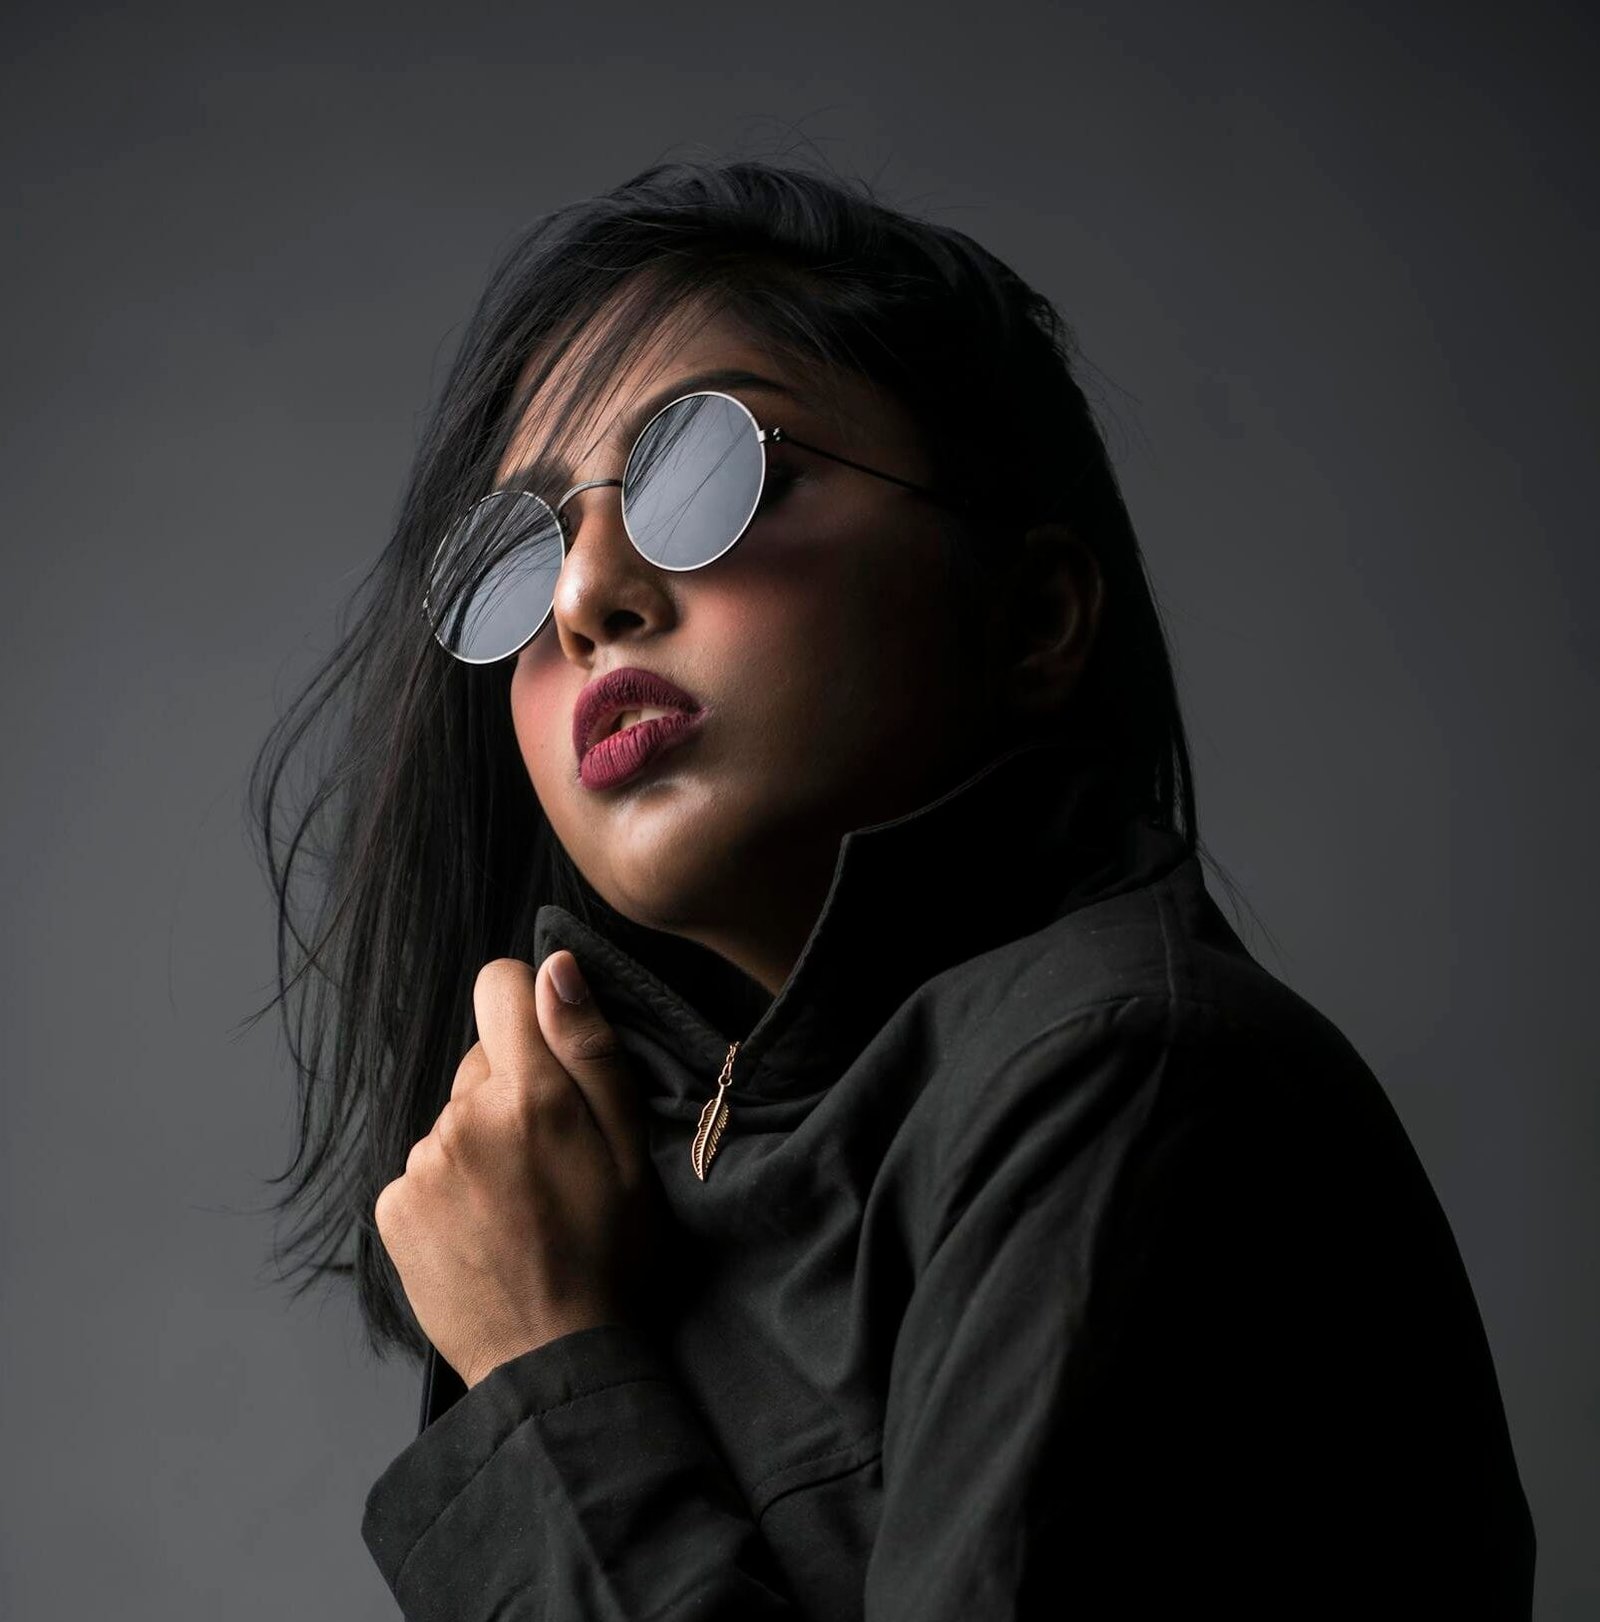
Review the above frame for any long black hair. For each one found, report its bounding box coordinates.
[245,152,1253,1361]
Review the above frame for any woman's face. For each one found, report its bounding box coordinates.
[502,302,1008,994]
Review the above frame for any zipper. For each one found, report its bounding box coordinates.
[691,1040,741,1181]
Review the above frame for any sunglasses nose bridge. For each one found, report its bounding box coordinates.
[428,395,764,661]
[554,476,625,534]
[543,472,665,639]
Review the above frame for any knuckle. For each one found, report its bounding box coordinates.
[568,1023,621,1066]
[450,1042,490,1098]
[502,1081,545,1132]
[373,1177,404,1236]
[459,1080,531,1144]
[405,1130,439,1176]
[433,1097,472,1156]
[508,1079,571,1137]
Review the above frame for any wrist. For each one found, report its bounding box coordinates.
[460,1308,635,1389]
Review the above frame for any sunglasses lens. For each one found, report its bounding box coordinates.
[622,393,764,569]
[425,491,564,662]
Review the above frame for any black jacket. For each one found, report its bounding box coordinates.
[361,738,1535,1619]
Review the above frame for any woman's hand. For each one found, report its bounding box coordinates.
[374,952,659,1389]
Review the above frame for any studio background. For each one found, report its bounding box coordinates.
[2,2,1593,1616]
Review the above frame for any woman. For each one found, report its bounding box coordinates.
[249,157,1535,1617]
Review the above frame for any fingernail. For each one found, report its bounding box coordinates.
[549,951,589,1005]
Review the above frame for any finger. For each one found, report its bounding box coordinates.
[536,950,649,1186]
[472,958,554,1088]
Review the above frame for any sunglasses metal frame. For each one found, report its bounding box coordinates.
[423,389,972,664]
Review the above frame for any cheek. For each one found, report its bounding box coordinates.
[678,545,839,677]
[723,517,968,703]
[509,651,567,783]
[822,526,966,665]
[717,509,888,644]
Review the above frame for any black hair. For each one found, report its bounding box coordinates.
[245,152,1254,1362]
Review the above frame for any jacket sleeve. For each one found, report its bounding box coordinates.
[866,995,1536,1620]
[361,1321,800,1620]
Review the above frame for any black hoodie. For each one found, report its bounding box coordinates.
[361,737,1535,1619]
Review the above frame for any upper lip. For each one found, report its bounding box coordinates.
[573,666,705,761]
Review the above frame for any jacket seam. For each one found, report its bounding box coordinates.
[941,988,1214,1099]
[390,1373,674,1594]
[1003,1010,1179,1581]
[1153,872,1184,1013]
[746,1427,885,1499]
[924,987,1250,1255]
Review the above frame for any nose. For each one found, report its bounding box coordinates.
[546,474,678,659]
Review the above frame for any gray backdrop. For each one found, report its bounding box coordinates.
[3,1,1594,1616]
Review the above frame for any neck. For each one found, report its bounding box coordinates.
[660,850,837,998]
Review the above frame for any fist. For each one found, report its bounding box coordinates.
[374,952,660,1388]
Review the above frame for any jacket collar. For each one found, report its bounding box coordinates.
[530,736,1191,1103]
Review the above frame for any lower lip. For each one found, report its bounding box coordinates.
[579,710,706,791]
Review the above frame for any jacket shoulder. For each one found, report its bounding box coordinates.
[883,852,1534,1600]
[928,849,1366,1077]
[903,851,1394,1206]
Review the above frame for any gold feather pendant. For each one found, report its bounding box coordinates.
[691,1041,740,1181]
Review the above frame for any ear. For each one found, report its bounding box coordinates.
[990,522,1105,722]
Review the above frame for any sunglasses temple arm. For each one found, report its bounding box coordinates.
[770,429,974,518]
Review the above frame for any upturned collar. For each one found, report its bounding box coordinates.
[530,737,1189,1104]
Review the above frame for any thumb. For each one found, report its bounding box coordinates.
[539,950,649,1185]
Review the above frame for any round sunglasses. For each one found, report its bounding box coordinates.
[422,388,969,664]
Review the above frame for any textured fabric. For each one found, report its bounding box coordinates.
[362,737,1536,1618]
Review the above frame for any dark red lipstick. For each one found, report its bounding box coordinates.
[573,666,706,791]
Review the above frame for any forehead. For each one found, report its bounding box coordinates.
[492,295,919,492]
[496,304,773,482]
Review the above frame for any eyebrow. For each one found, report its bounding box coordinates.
[491,367,804,498]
